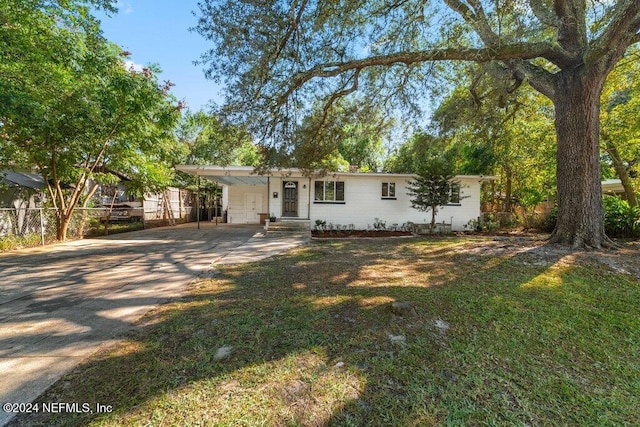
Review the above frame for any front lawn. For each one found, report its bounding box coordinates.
[13,237,640,426]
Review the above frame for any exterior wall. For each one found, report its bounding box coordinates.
[309,175,482,231]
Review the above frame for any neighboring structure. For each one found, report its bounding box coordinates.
[0,170,47,208]
[176,165,494,231]
[601,179,626,197]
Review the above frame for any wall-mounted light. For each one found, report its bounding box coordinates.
[303,184,307,189]
[273,192,278,198]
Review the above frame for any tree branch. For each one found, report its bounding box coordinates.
[586,2,640,66]
[287,43,560,99]
[444,0,499,45]
[505,59,557,100]
[529,0,561,28]
[553,0,587,56]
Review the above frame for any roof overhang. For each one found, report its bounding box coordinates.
[1,170,46,190]
[175,165,304,186]
[175,165,497,185]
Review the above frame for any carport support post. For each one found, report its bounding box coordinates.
[197,175,201,230]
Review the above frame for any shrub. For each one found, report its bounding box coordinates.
[540,206,558,233]
[542,198,640,238]
[603,196,640,238]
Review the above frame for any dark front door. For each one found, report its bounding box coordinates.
[283,181,298,217]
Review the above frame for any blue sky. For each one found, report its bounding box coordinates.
[96,1,222,111]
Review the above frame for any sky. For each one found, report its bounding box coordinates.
[96,0,222,112]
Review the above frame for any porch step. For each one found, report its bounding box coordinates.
[266,219,310,235]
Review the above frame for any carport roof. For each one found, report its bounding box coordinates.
[175,165,305,186]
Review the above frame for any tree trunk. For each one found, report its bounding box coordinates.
[605,138,638,208]
[57,212,71,241]
[503,164,513,212]
[549,72,612,248]
[431,206,437,231]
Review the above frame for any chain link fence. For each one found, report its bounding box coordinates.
[0,208,106,250]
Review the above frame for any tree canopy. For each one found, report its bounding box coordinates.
[195,0,640,248]
[1,0,181,240]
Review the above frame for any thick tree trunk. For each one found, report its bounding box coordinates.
[549,72,613,248]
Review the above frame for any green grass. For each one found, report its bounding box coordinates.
[13,237,640,426]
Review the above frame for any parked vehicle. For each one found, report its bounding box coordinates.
[99,202,143,222]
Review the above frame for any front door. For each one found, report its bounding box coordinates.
[282,181,298,217]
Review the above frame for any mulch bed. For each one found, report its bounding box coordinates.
[311,230,413,238]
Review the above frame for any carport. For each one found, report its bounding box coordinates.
[176,165,313,225]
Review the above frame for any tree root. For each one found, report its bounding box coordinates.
[546,230,620,250]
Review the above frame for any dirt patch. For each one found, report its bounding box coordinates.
[453,236,640,278]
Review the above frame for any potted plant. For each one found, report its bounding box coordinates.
[269,213,276,222]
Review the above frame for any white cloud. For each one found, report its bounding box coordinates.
[123,60,144,72]
[116,1,134,14]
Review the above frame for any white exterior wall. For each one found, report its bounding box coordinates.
[309,175,482,231]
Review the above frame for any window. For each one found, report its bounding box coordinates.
[449,183,461,204]
[314,181,345,202]
[382,182,396,199]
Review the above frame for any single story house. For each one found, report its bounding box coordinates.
[176,165,494,231]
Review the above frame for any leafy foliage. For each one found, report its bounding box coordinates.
[405,134,458,229]
[177,110,259,167]
[285,99,390,172]
[0,1,181,240]
[603,196,640,238]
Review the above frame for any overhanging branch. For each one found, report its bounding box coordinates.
[586,2,640,65]
[287,43,561,99]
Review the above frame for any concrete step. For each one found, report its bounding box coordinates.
[267,219,310,235]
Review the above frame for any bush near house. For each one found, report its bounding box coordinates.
[537,197,640,238]
[603,196,640,238]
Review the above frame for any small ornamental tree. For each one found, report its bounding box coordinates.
[406,135,459,230]
[408,163,457,232]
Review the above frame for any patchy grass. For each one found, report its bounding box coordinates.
[12,237,640,426]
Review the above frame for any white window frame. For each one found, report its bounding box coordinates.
[314,181,345,203]
[381,182,396,199]
[448,182,461,205]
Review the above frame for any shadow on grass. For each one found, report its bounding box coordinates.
[10,237,640,426]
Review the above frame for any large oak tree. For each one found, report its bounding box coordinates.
[195,0,640,248]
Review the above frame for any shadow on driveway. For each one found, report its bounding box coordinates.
[0,223,306,426]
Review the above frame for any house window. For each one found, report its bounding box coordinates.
[382,182,396,199]
[449,183,461,204]
[314,181,345,203]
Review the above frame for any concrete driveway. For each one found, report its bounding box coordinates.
[0,223,307,426]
